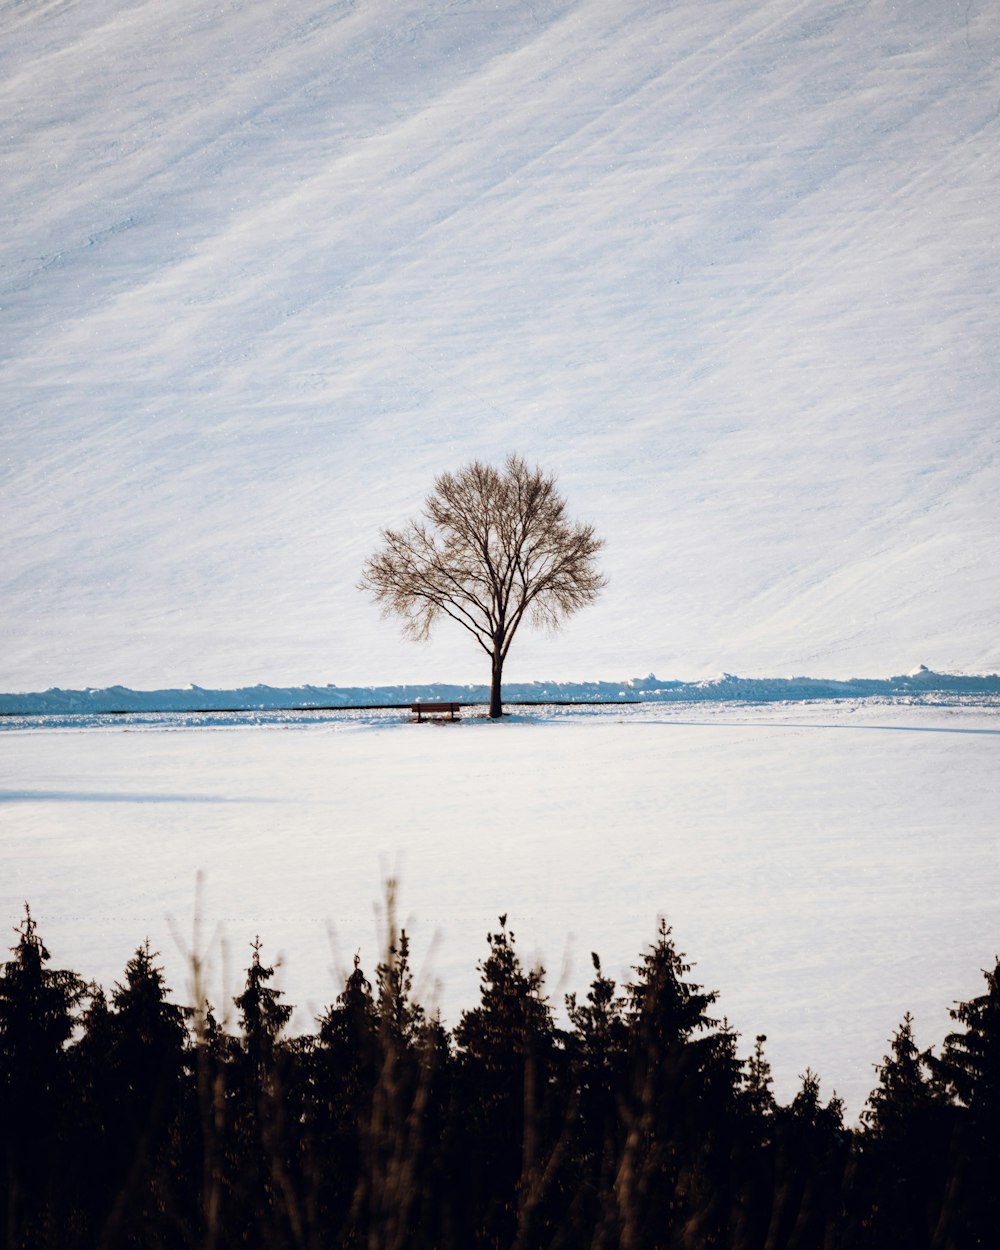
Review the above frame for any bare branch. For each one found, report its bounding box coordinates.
[360,454,606,716]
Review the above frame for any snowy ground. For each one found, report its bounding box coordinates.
[3,664,998,714]
[2,0,999,691]
[5,0,996,1131]
[3,699,997,1120]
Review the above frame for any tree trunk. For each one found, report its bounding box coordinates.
[489,652,504,719]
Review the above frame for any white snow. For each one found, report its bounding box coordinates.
[3,701,998,1121]
[1,0,998,690]
[3,0,998,1124]
[2,665,998,714]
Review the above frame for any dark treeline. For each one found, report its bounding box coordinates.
[1,897,997,1250]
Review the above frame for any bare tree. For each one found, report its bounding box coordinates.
[360,455,606,719]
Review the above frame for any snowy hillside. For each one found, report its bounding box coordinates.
[2,0,998,691]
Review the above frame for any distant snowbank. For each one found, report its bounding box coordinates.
[2,666,998,715]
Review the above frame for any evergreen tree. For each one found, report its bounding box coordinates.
[787,1067,845,1137]
[352,925,446,1250]
[0,905,85,1117]
[227,937,301,1250]
[624,919,718,1047]
[317,951,378,1106]
[10,904,1000,1249]
[108,940,187,1104]
[930,958,1000,1132]
[730,1033,779,1250]
[185,996,230,1250]
[614,919,742,1249]
[564,952,628,1248]
[742,1033,776,1128]
[927,958,1000,1244]
[861,1012,937,1137]
[70,984,118,1241]
[854,1013,948,1248]
[234,936,293,1083]
[304,952,379,1243]
[375,927,425,1049]
[0,906,85,1246]
[566,952,628,1092]
[763,1069,848,1250]
[96,941,189,1247]
[452,917,562,1249]
[455,917,554,1070]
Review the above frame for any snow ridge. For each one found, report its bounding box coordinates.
[3,668,998,715]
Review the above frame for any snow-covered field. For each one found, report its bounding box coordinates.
[2,0,998,691]
[4,0,997,1127]
[4,699,997,1120]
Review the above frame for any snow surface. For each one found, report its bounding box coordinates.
[3,0,998,1126]
[2,0,999,691]
[3,701,998,1121]
[2,664,999,714]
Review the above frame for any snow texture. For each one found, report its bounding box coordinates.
[2,0,998,1126]
[3,701,999,1121]
[2,0,999,690]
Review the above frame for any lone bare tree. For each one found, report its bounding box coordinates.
[360,455,606,718]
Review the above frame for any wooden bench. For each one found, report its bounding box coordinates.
[411,701,461,722]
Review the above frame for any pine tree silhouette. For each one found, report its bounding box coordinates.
[235,936,293,1083]
[614,918,741,1248]
[742,1033,776,1128]
[0,905,85,1246]
[565,951,628,1248]
[229,937,301,1249]
[927,957,1000,1243]
[862,1012,938,1137]
[452,917,561,1250]
[305,952,378,1243]
[853,1013,949,1248]
[96,941,188,1248]
[763,1068,848,1250]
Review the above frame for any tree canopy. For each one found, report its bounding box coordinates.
[361,454,605,717]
